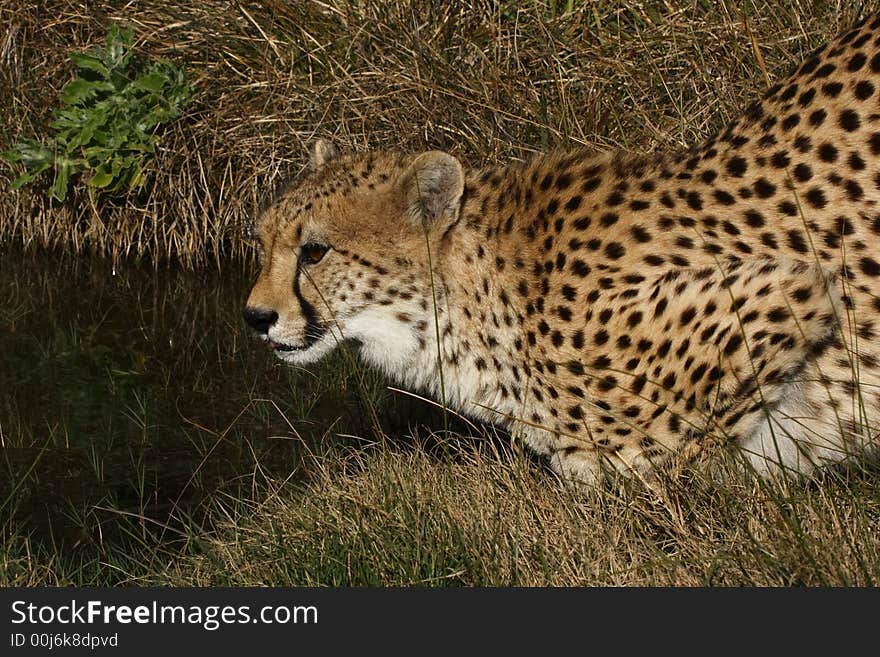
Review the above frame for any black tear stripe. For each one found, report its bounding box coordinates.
[293,265,325,347]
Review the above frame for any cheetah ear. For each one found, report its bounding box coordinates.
[402,151,464,227]
[309,139,339,170]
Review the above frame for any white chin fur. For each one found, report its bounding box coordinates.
[270,325,345,365]
[273,340,336,365]
[269,309,420,372]
[345,309,420,373]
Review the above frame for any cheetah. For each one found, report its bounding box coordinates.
[244,12,880,484]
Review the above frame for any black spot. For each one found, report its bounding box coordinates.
[848,152,866,170]
[654,298,668,317]
[605,192,625,206]
[840,109,861,132]
[631,225,652,242]
[770,151,790,168]
[822,81,843,98]
[818,143,838,162]
[861,257,880,277]
[723,334,743,356]
[792,286,812,303]
[787,229,809,254]
[582,177,601,192]
[846,179,864,201]
[565,195,583,212]
[778,200,798,216]
[714,189,736,205]
[571,260,591,277]
[744,210,764,228]
[835,215,855,236]
[680,306,697,326]
[573,216,592,230]
[623,405,641,418]
[600,212,619,227]
[804,187,827,209]
[813,63,835,78]
[754,178,776,198]
[760,116,778,132]
[719,220,739,237]
[797,88,816,107]
[605,242,625,259]
[798,56,820,76]
[808,109,826,126]
[690,363,708,384]
[726,157,747,177]
[597,375,617,392]
[793,162,812,182]
[855,80,875,102]
[848,52,867,71]
[767,307,790,322]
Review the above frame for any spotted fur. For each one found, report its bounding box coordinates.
[245,13,880,483]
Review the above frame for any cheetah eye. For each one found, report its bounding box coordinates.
[299,242,329,265]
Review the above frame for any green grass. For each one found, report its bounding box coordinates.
[3,2,880,586]
[2,24,191,202]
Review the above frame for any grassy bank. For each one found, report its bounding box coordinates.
[0,1,862,266]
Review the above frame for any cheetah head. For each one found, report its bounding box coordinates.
[244,140,465,372]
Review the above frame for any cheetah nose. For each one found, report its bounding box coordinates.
[243,306,278,335]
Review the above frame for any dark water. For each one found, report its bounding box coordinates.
[0,248,444,548]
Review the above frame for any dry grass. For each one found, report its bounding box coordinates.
[31,436,878,587]
[0,1,864,266]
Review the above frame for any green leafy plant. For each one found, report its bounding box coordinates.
[2,24,192,201]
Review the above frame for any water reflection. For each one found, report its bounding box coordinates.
[0,248,439,547]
